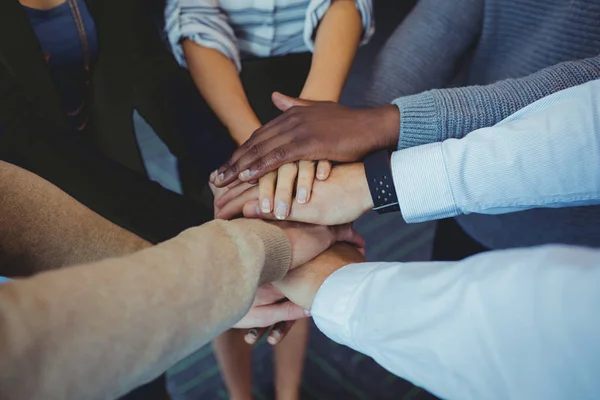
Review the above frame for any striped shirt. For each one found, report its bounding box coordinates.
[165,0,374,71]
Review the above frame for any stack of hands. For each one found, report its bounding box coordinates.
[209,92,400,345]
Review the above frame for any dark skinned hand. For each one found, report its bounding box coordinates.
[211,92,401,187]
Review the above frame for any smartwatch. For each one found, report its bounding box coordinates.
[364,150,400,214]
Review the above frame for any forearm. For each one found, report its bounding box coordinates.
[0,161,149,277]
[392,79,600,223]
[300,0,363,101]
[395,55,600,149]
[312,246,600,400]
[183,41,260,145]
[0,219,290,400]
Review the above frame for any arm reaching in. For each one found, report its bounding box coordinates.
[0,213,362,399]
[0,161,149,276]
[277,244,600,400]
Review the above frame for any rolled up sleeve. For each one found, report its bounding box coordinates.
[165,0,242,71]
[303,0,375,51]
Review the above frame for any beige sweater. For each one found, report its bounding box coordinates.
[0,219,291,400]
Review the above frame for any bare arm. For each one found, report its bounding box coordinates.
[183,42,261,145]
[0,161,149,277]
[300,0,363,101]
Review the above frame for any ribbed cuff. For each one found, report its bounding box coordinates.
[391,144,459,223]
[393,91,441,150]
[234,220,292,284]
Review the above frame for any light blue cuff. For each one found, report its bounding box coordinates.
[391,143,459,223]
[0,277,11,284]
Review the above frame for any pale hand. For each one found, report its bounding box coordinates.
[232,284,309,329]
[215,162,373,225]
[273,243,365,310]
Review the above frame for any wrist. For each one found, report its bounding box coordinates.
[300,86,341,103]
[365,105,400,151]
[355,163,375,213]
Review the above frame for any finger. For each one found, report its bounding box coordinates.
[209,169,218,183]
[215,185,259,220]
[271,92,314,111]
[316,160,332,181]
[333,224,366,248]
[218,132,296,186]
[243,199,321,225]
[274,163,299,220]
[267,320,297,346]
[216,114,296,186]
[245,327,269,345]
[214,181,256,209]
[296,161,316,204]
[240,142,307,184]
[258,171,277,214]
[249,301,310,328]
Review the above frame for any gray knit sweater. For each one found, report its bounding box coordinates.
[366,0,600,249]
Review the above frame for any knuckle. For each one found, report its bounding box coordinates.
[284,303,296,320]
[242,139,253,150]
[274,147,287,162]
[250,143,262,156]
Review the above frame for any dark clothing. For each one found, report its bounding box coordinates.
[432,218,488,262]
[23,0,99,132]
[0,0,235,185]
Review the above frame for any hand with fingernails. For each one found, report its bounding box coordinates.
[210,92,401,190]
[209,92,336,221]
[242,243,366,346]
[214,163,374,226]
[219,217,364,345]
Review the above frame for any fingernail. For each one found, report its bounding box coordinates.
[247,329,258,339]
[216,173,225,183]
[268,330,281,344]
[255,205,262,215]
[317,170,327,180]
[297,188,308,204]
[275,202,288,220]
[239,169,251,180]
[210,170,218,181]
[261,198,271,213]
[304,309,312,317]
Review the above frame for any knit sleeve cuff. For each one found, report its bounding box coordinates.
[234,220,292,284]
[393,91,442,150]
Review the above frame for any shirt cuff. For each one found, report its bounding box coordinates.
[311,262,379,354]
[303,0,375,52]
[393,92,441,150]
[391,144,459,223]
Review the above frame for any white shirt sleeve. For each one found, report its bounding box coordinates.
[391,79,600,223]
[304,0,375,52]
[311,245,600,400]
[165,0,241,71]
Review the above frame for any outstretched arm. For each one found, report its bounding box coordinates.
[277,244,600,400]
[0,161,149,277]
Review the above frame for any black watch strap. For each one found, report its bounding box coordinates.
[364,150,400,214]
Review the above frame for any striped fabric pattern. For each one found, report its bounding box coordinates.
[165,0,374,71]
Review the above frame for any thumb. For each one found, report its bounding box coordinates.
[253,302,310,328]
[272,92,313,111]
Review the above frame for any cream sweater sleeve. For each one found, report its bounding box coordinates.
[0,219,290,400]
